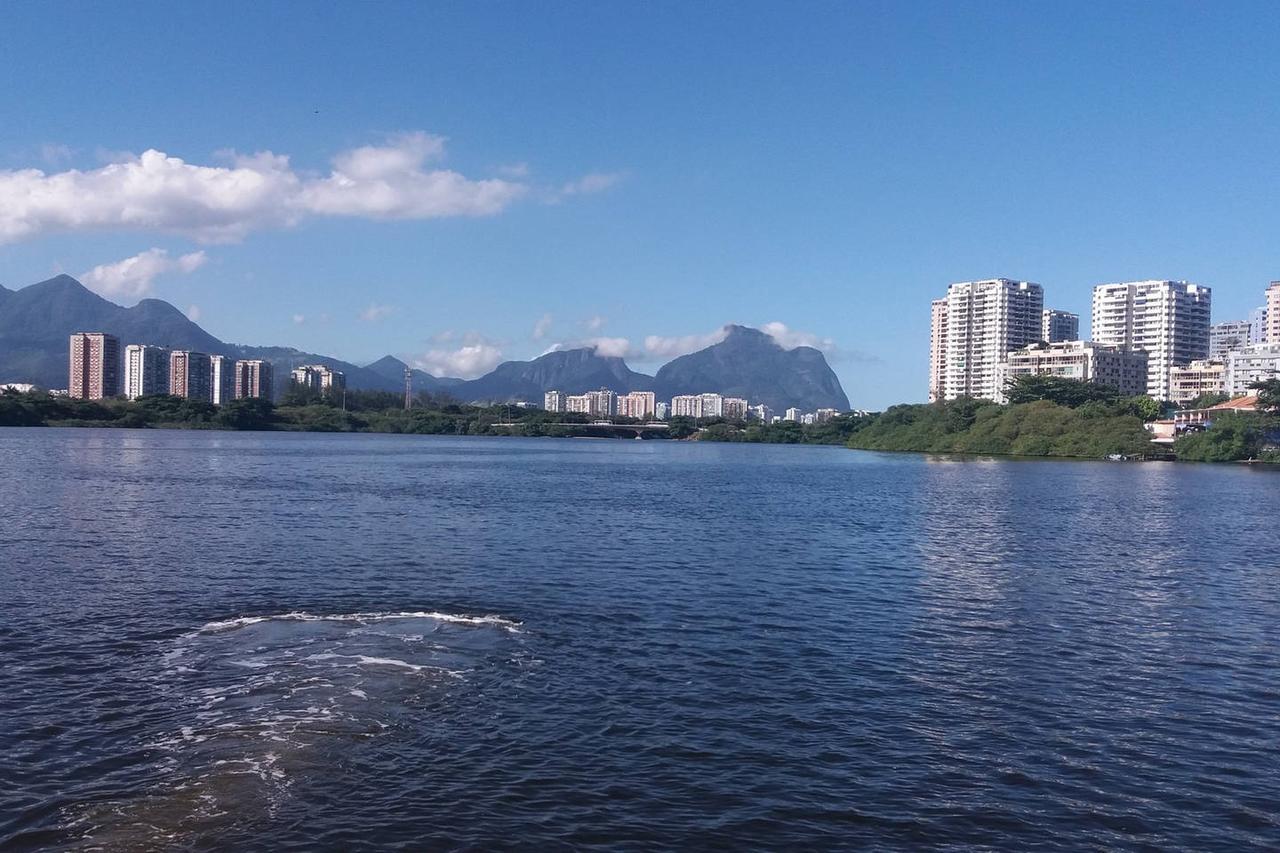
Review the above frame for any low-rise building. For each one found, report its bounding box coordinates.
[1168,359,1227,406]
[996,340,1149,402]
[1226,343,1280,396]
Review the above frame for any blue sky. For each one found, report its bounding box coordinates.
[1,1,1278,408]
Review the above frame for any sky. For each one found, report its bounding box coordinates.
[1,1,1279,408]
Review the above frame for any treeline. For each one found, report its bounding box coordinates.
[839,375,1280,462]
[686,414,871,445]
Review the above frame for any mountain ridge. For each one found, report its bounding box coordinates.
[0,276,849,411]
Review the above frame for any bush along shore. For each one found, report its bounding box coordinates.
[833,376,1280,463]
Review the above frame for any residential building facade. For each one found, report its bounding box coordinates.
[209,355,236,405]
[933,279,1044,401]
[996,340,1149,402]
[68,332,121,400]
[1168,360,1227,405]
[721,397,749,420]
[291,364,346,394]
[1226,343,1280,396]
[543,390,566,413]
[784,407,802,422]
[170,351,212,401]
[123,343,169,400]
[928,297,948,402]
[565,394,592,414]
[1268,282,1280,344]
[616,391,656,419]
[234,359,274,401]
[1091,280,1211,400]
[585,389,616,417]
[1210,321,1252,361]
[1041,309,1079,343]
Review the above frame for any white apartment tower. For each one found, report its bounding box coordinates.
[1041,309,1079,343]
[1267,282,1280,343]
[123,344,170,400]
[928,298,948,402]
[209,355,236,405]
[1091,280,1211,400]
[543,390,566,413]
[932,279,1044,401]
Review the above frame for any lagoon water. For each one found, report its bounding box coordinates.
[2,428,1279,850]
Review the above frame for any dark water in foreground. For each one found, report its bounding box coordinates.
[2,429,1279,850]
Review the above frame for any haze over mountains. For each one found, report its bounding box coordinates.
[0,275,849,412]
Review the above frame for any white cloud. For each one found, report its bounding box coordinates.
[292,314,306,325]
[584,336,633,358]
[644,327,729,358]
[761,321,837,353]
[532,313,553,341]
[186,304,202,322]
[583,314,607,332]
[415,344,504,379]
[558,172,623,197]
[0,133,528,244]
[80,248,208,300]
[359,303,394,322]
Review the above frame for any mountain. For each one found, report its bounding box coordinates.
[0,275,227,387]
[450,348,655,403]
[654,324,850,412]
[0,275,397,394]
[363,355,465,395]
[0,276,850,411]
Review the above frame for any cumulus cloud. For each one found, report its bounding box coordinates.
[644,327,729,358]
[292,314,306,325]
[415,344,505,379]
[542,336,637,358]
[80,248,208,300]
[583,314,607,332]
[761,321,837,353]
[359,303,394,322]
[532,313,553,341]
[0,132,527,244]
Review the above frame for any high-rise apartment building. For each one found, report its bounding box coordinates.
[1248,306,1268,345]
[1091,280,1211,400]
[931,279,1044,401]
[234,360,274,401]
[698,393,724,418]
[543,390,566,413]
[928,298,948,402]
[749,404,772,422]
[565,394,592,414]
[170,351,212,401]
[721,397,749,420]
[123,343,169,400]
[1267,282,1280,343]
[209,355,236,405]
[1041,309,1079,343]
[68,332,121,399]
[584,389,616,417]
[670,395,701,417]
[996,341,1148,402]
[1209,321,1252,361]
[290,364,346,394]
[616,391,656,419]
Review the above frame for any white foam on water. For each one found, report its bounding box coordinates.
[194,609,522,635]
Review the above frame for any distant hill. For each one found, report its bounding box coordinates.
[0,276,850,411]
[654,324,849,412]
[449,348,655,403]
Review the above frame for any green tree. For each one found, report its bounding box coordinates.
[1250,379,1280,413]
[1004,374,1120,407]
[215,397,276,430]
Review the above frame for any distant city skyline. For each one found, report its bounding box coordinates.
[3,3,1280,409]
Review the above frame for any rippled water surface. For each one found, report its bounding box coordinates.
[2,429,1279,850]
